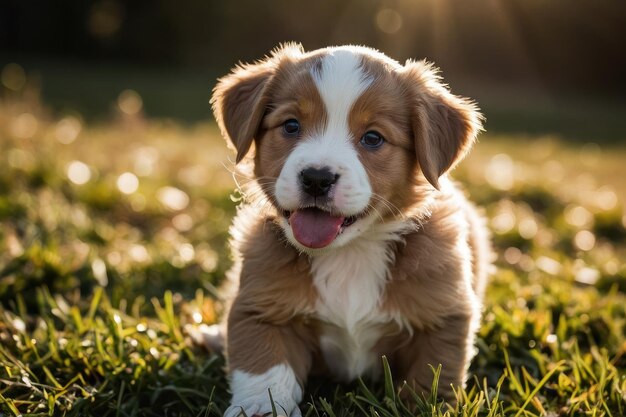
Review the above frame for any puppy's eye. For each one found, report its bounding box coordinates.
[360,131,385,149]
[282,119,300,137]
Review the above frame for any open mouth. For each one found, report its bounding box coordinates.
[283,207,362,249]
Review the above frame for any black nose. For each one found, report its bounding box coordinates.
[300,167,339,197]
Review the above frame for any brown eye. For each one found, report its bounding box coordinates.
[282,119,300,137]
[360,131,384,149]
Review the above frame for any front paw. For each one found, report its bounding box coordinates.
[224,400,301,417]
[226,364,302,417]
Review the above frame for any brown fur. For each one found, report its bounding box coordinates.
[226,211,316,383]
[212,44,491,402]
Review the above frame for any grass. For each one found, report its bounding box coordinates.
[1,93,626,416]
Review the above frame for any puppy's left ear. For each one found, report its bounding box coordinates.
[211,61,274,163]
[211,43,304,163]
[402,60,483,189]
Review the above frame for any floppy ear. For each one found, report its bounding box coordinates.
[211,43,305,163]
[211,61,274,163]
[402,60,483,189]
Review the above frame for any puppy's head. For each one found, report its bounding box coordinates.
[212,44,482,253]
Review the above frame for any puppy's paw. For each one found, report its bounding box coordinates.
[225,364,302,417]
[224,401,301,417]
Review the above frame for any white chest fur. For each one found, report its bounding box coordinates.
[310,221,411,380]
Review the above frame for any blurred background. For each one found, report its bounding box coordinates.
[2,0,626,139]
[1,0,625,298]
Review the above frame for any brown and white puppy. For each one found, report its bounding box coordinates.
[210,44,491,417]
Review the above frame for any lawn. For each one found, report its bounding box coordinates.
[1,96,626,416]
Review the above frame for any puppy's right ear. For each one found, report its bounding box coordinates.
[211,61,274,163]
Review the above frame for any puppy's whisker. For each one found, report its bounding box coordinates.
[235,178,277,203]
[369,194,406,220]
[364,202,385,223]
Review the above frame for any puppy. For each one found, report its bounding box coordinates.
[210,44,491,417]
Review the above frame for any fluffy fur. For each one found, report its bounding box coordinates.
[209,43,491,416]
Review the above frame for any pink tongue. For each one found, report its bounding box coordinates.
[289,208,345,249]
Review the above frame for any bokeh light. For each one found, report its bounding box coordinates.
[157,187,189,211]
[1,63,26,91]
[55,117,82,144]
[178,243,195,263]
[376,9,403,34]
[118,89,143,116]
[574,230,596,251]
[579,143,601,166]
[11,113,38,139]
[117,172,139,194]
[485,154,514,191]
[91,258,108,286]
[593,186,618,211]
[575,267,600,285]
[172,213,193,232]
[564,205,593,228]
[7,148,34,170]
[88,0,123,39]
[129,194,146,211]
[518,218,538,240]
[536,256,561,275]
[134,147,159,177]
[129,244,149,263]
[503,247,522,265]
[66,161,92,185]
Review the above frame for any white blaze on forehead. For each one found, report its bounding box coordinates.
[312,48,373,139]
[274,48,378,249]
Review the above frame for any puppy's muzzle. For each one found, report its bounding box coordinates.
[299,167,339,198]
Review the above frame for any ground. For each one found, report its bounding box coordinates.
[1,97,626,416]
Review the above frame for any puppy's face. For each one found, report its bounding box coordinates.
[212,44,481,252]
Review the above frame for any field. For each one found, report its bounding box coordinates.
[1,95,626,416]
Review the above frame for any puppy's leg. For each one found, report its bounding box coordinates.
[224,298,312,417]
[397,314,475,401]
